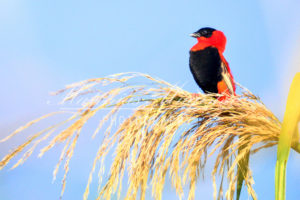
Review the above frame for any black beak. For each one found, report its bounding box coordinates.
[190,32,201,38]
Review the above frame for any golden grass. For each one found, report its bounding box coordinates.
[1,72,298,200]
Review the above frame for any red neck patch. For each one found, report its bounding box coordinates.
[190,30,226,53]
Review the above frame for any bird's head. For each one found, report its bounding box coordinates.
[190,27,226,53]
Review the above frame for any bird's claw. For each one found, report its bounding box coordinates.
[191,93,200,99]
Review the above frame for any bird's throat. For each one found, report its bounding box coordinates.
[190,41,213,52]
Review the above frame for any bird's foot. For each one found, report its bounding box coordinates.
[191,93,200,99]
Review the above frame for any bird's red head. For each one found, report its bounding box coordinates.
[190,27,227,53]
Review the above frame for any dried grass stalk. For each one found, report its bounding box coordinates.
[0,72,296,200]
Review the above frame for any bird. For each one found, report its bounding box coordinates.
[189,27,236,101]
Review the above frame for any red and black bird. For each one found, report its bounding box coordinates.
[189,27,236,101]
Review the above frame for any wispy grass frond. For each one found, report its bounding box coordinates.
[0,72,296,200]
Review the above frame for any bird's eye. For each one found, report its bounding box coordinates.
[202,31,207,35]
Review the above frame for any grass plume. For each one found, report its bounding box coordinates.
[1,72,298,200]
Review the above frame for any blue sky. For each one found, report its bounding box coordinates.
[1,1,300,199]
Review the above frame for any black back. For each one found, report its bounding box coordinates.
[189,46,222,93]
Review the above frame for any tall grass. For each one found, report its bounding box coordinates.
[1,72,299,200]
[275,73,300,200]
